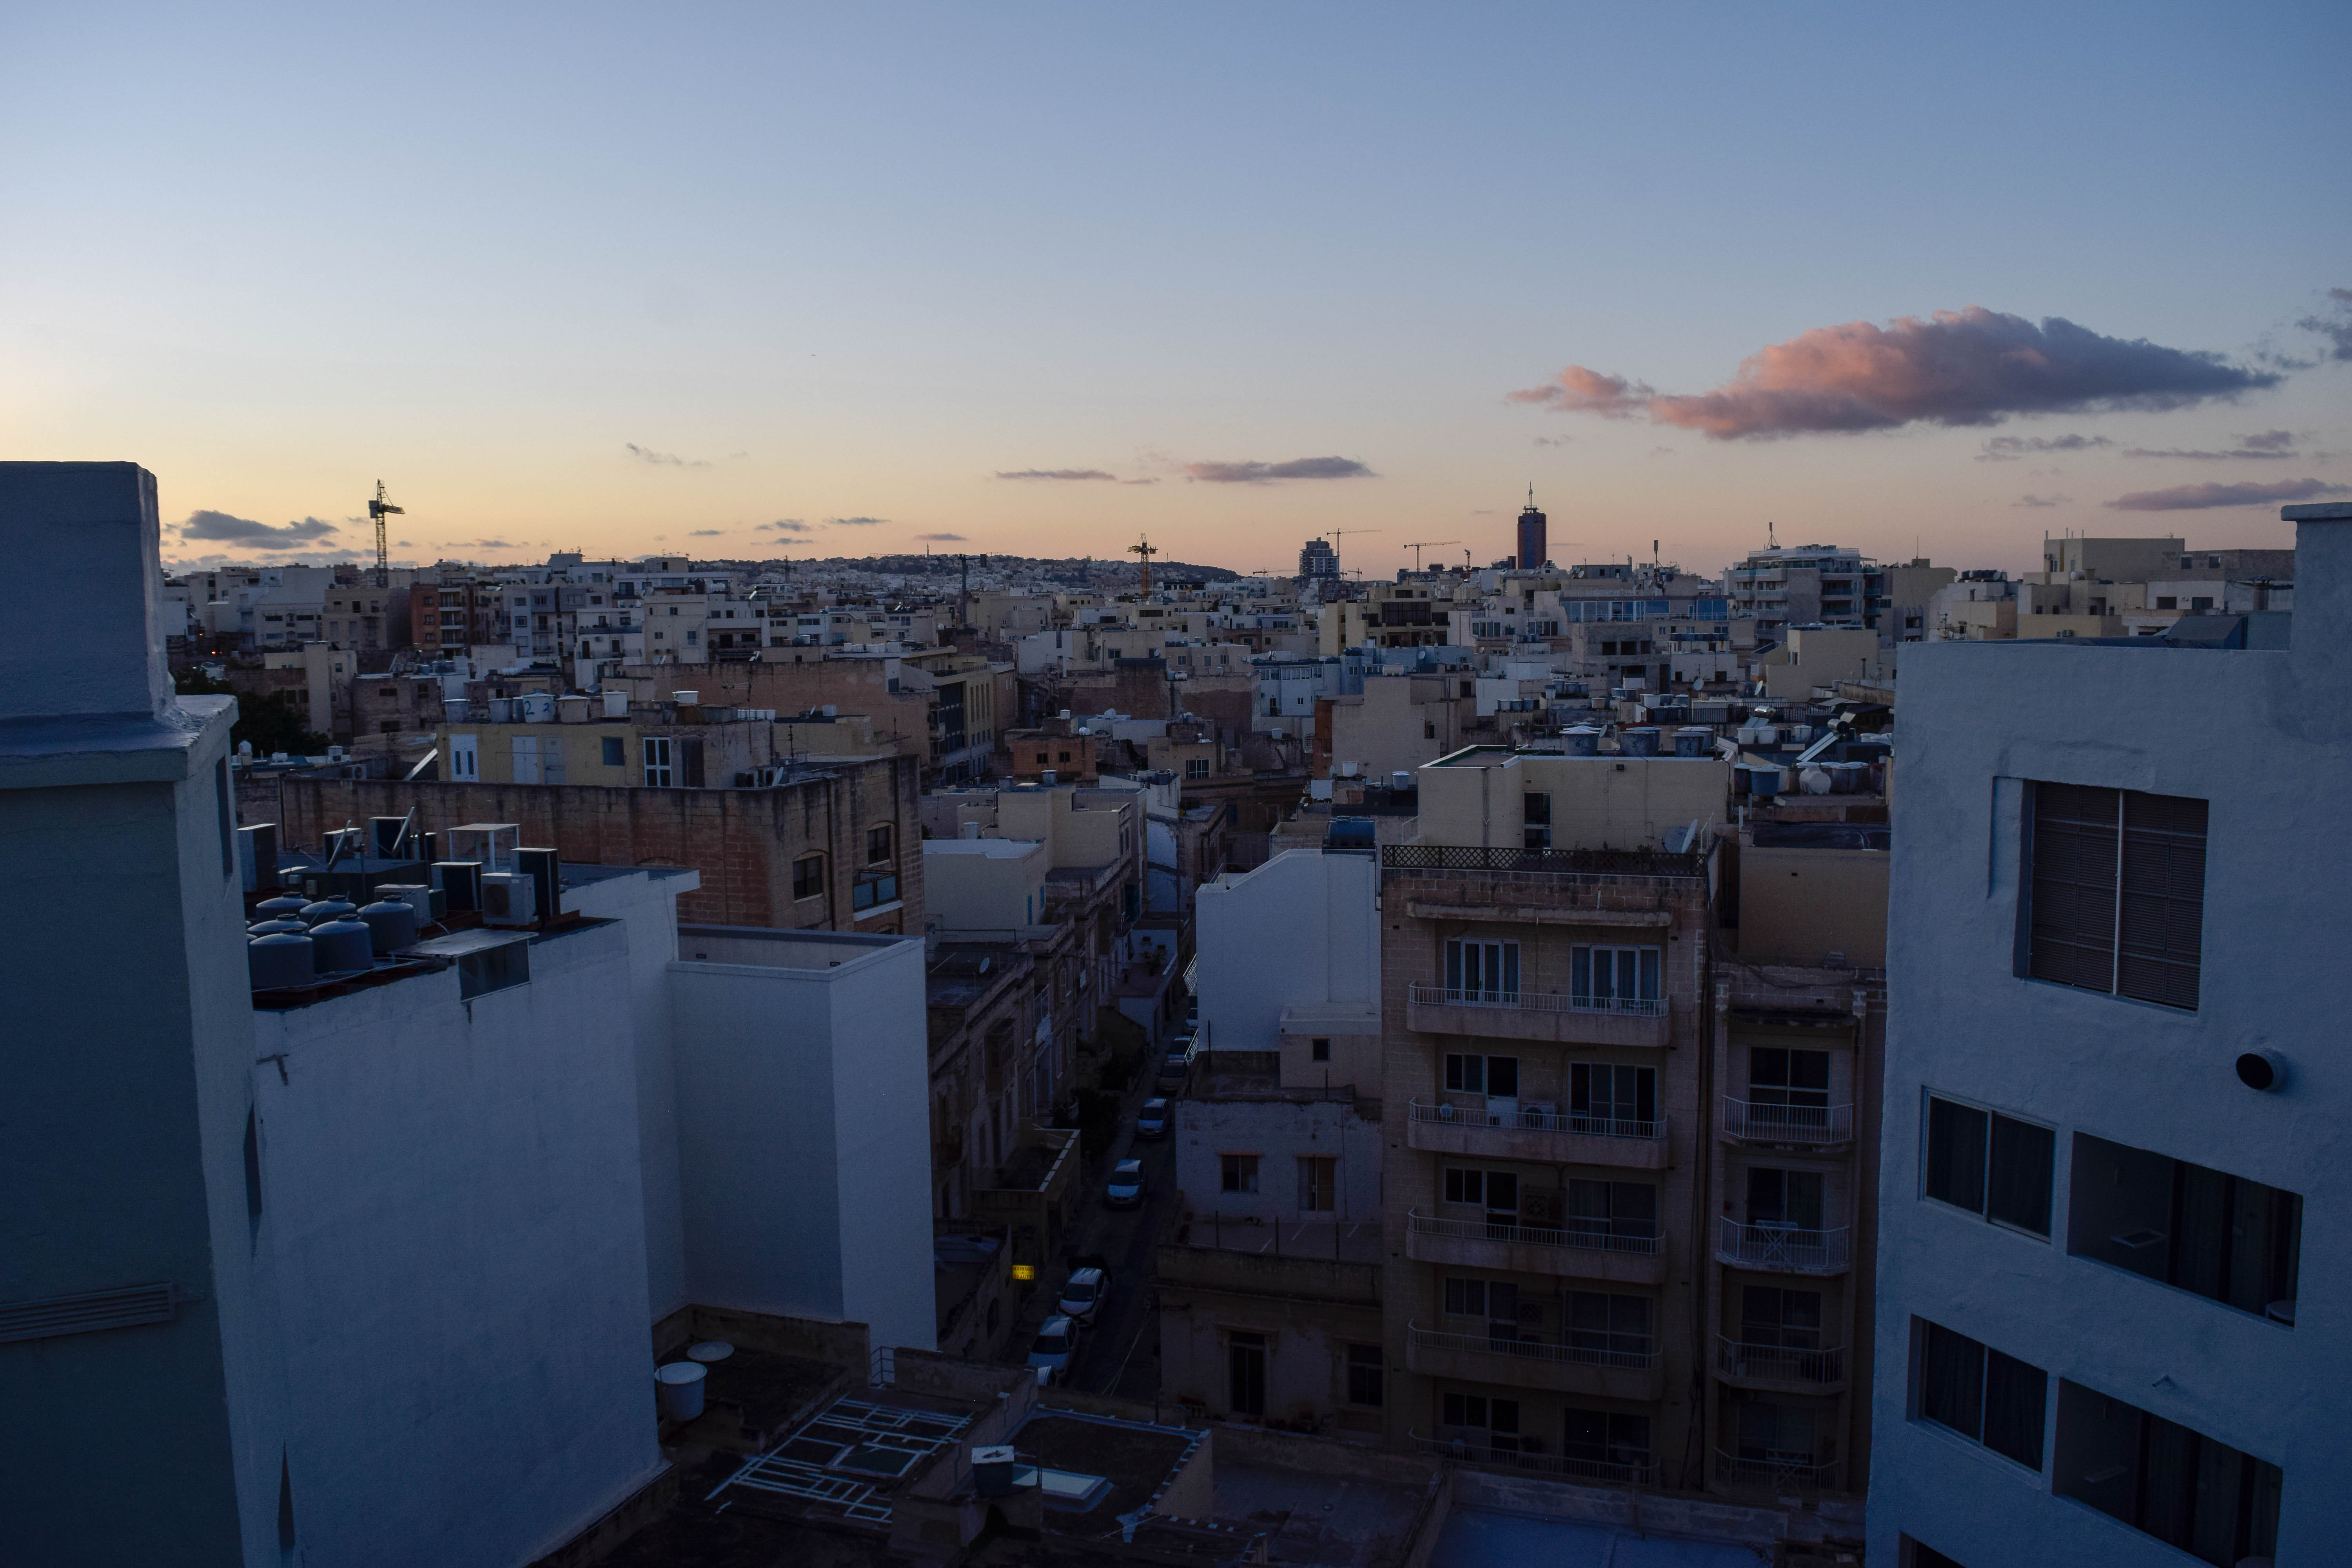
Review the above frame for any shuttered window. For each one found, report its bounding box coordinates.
[2027,784,2206,1010]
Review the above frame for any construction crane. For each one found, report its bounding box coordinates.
[1402,539,1458,572]
[1127,533,1160,596]
[367,480,404,588]
[1309,526,1381,577]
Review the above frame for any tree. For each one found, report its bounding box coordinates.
[174,670,329,757]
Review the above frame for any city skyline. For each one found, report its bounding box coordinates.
[8,5,2348,575]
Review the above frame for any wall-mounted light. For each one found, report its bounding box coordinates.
[1011,1263,1036,1281]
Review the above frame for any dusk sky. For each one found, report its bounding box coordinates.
[5,3,2347,576]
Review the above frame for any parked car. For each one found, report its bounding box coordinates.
[1028,1314,1080,1384]
[1105,1158,1145,1209]
[1058,1264,1111,1325]
[1136,1098,1170,1140]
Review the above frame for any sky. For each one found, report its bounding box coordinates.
[4,3,2347,578]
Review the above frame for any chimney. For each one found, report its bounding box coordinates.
[0,463,172,722]
[2285,502,2351,699]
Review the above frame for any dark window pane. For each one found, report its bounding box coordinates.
[1987,1115,2054,1236]
[1905,1540,1967,1568]
[1487,1056,1519,1098]
[1926,1097,1989,1214]
[1983,1349,2047,1469]
[1751,1048,1790,1090]
[1920,1321,1984,1441]
[2029,782,2119,993]
[2118,791,2205,1009]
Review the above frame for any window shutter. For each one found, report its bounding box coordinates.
[2029,783,2120,992]
[2117,790,2206,1009]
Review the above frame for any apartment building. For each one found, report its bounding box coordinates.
[1867,505,2345,1567]
[1379,746,1726,1489]
[1725,545,1884,636]
[1160,847,1385,1432]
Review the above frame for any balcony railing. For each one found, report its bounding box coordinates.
[1409,1210,1661,1256]
[1720,1098,1855,1145]
[1411,1432,1655,1488]
[1409,1323,1657,1372]
[1382,844,1704,879]
[1408,984,1665,1019]
[1713,1448,1840,1491]
[1410,1100,1660,1142]
[1715,1218,1849,1273]
[1714,1336,1845,1385]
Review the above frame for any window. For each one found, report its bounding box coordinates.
[1566,1291,1651,1360]
[1924,1094,2054,1237]
[793,856,824,902]
[1442,1276,1498,1317]
[601,736,625,767]
[1424,722,1437,739]
[1523,792,1551,824]
[1036,751,1050,764]
[1345,1343,1383,1407]
[1442,1393,1521,1449]
[1571,945,1661,1011]
[2054,1379,2279,1564]
[1221,1154,1259,1194]
[1747,1167,1824,1230]
[1901,1539,1967,1568]
[450,733,479,780]
[2026,782,2207,1009]
[1443,1167,1483,1205]
[2068,1132,2301,1321]
[1228,1331,1266,1417]
[1296,1156,1336,1212]
[1748,1047,1831,1131]
[1915,1319,2047,1469]
[1741,1286,1821,1350]
[1185,758,1209,780]
[1444,1053,1519,1097]
[2155,596,2178,610]
[1443,938,1519,1000]
[1569,1063,1655,1134]
[1566,1178,1655,1240]
[867,823,893,865]
[2191,595,2213,611]
[1563,1409,1650,1477]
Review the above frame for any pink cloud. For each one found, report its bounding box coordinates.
[1513,308,2278,440]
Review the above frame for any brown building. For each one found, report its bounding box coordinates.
[252,751,922,935]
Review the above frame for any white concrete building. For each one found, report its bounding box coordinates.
[1868,504,2348,1568]
[1194,847,1381,1070]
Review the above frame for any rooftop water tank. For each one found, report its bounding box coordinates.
[556,694,590,724]
[1673,727,1712,758]
[655,1362,706,1422]
[1392,769,1411,791]
[308,918,374,975]
[248,931,315,990]
[487,697,513,722]
[443,698,471,723]
[358,899,421,955]
[672,690,700,706]
[247,918,308,938]
[1622,726,1661,758]
[520,692,555,723]
[256,893,309,923]
[1800,766,1833,795]
[602,689,629,719]
[1561,726,1601,757]
[1749,765,1784,800]
[299,898,356,927]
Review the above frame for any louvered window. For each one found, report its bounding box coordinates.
[2027,783,2206,1010]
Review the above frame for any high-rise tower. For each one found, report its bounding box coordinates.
[1516,486,1548,571]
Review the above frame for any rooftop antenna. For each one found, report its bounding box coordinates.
[1767,519,1777,548]
[368,481,404,588]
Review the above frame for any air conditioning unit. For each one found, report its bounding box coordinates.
[480,871,537,927]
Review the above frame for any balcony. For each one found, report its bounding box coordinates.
[1713,1336,1847,1394]
[1407,1101,1666,1170]
[1713,1448,1841,1494]
[1406,1324,1663,1402]
[1405,985,1671,1049]
[1412,1432,1656,1488]
[1719,1098,1855,1149]
[1713,1219,1849,1276]
[1405,1210,1666,1286]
